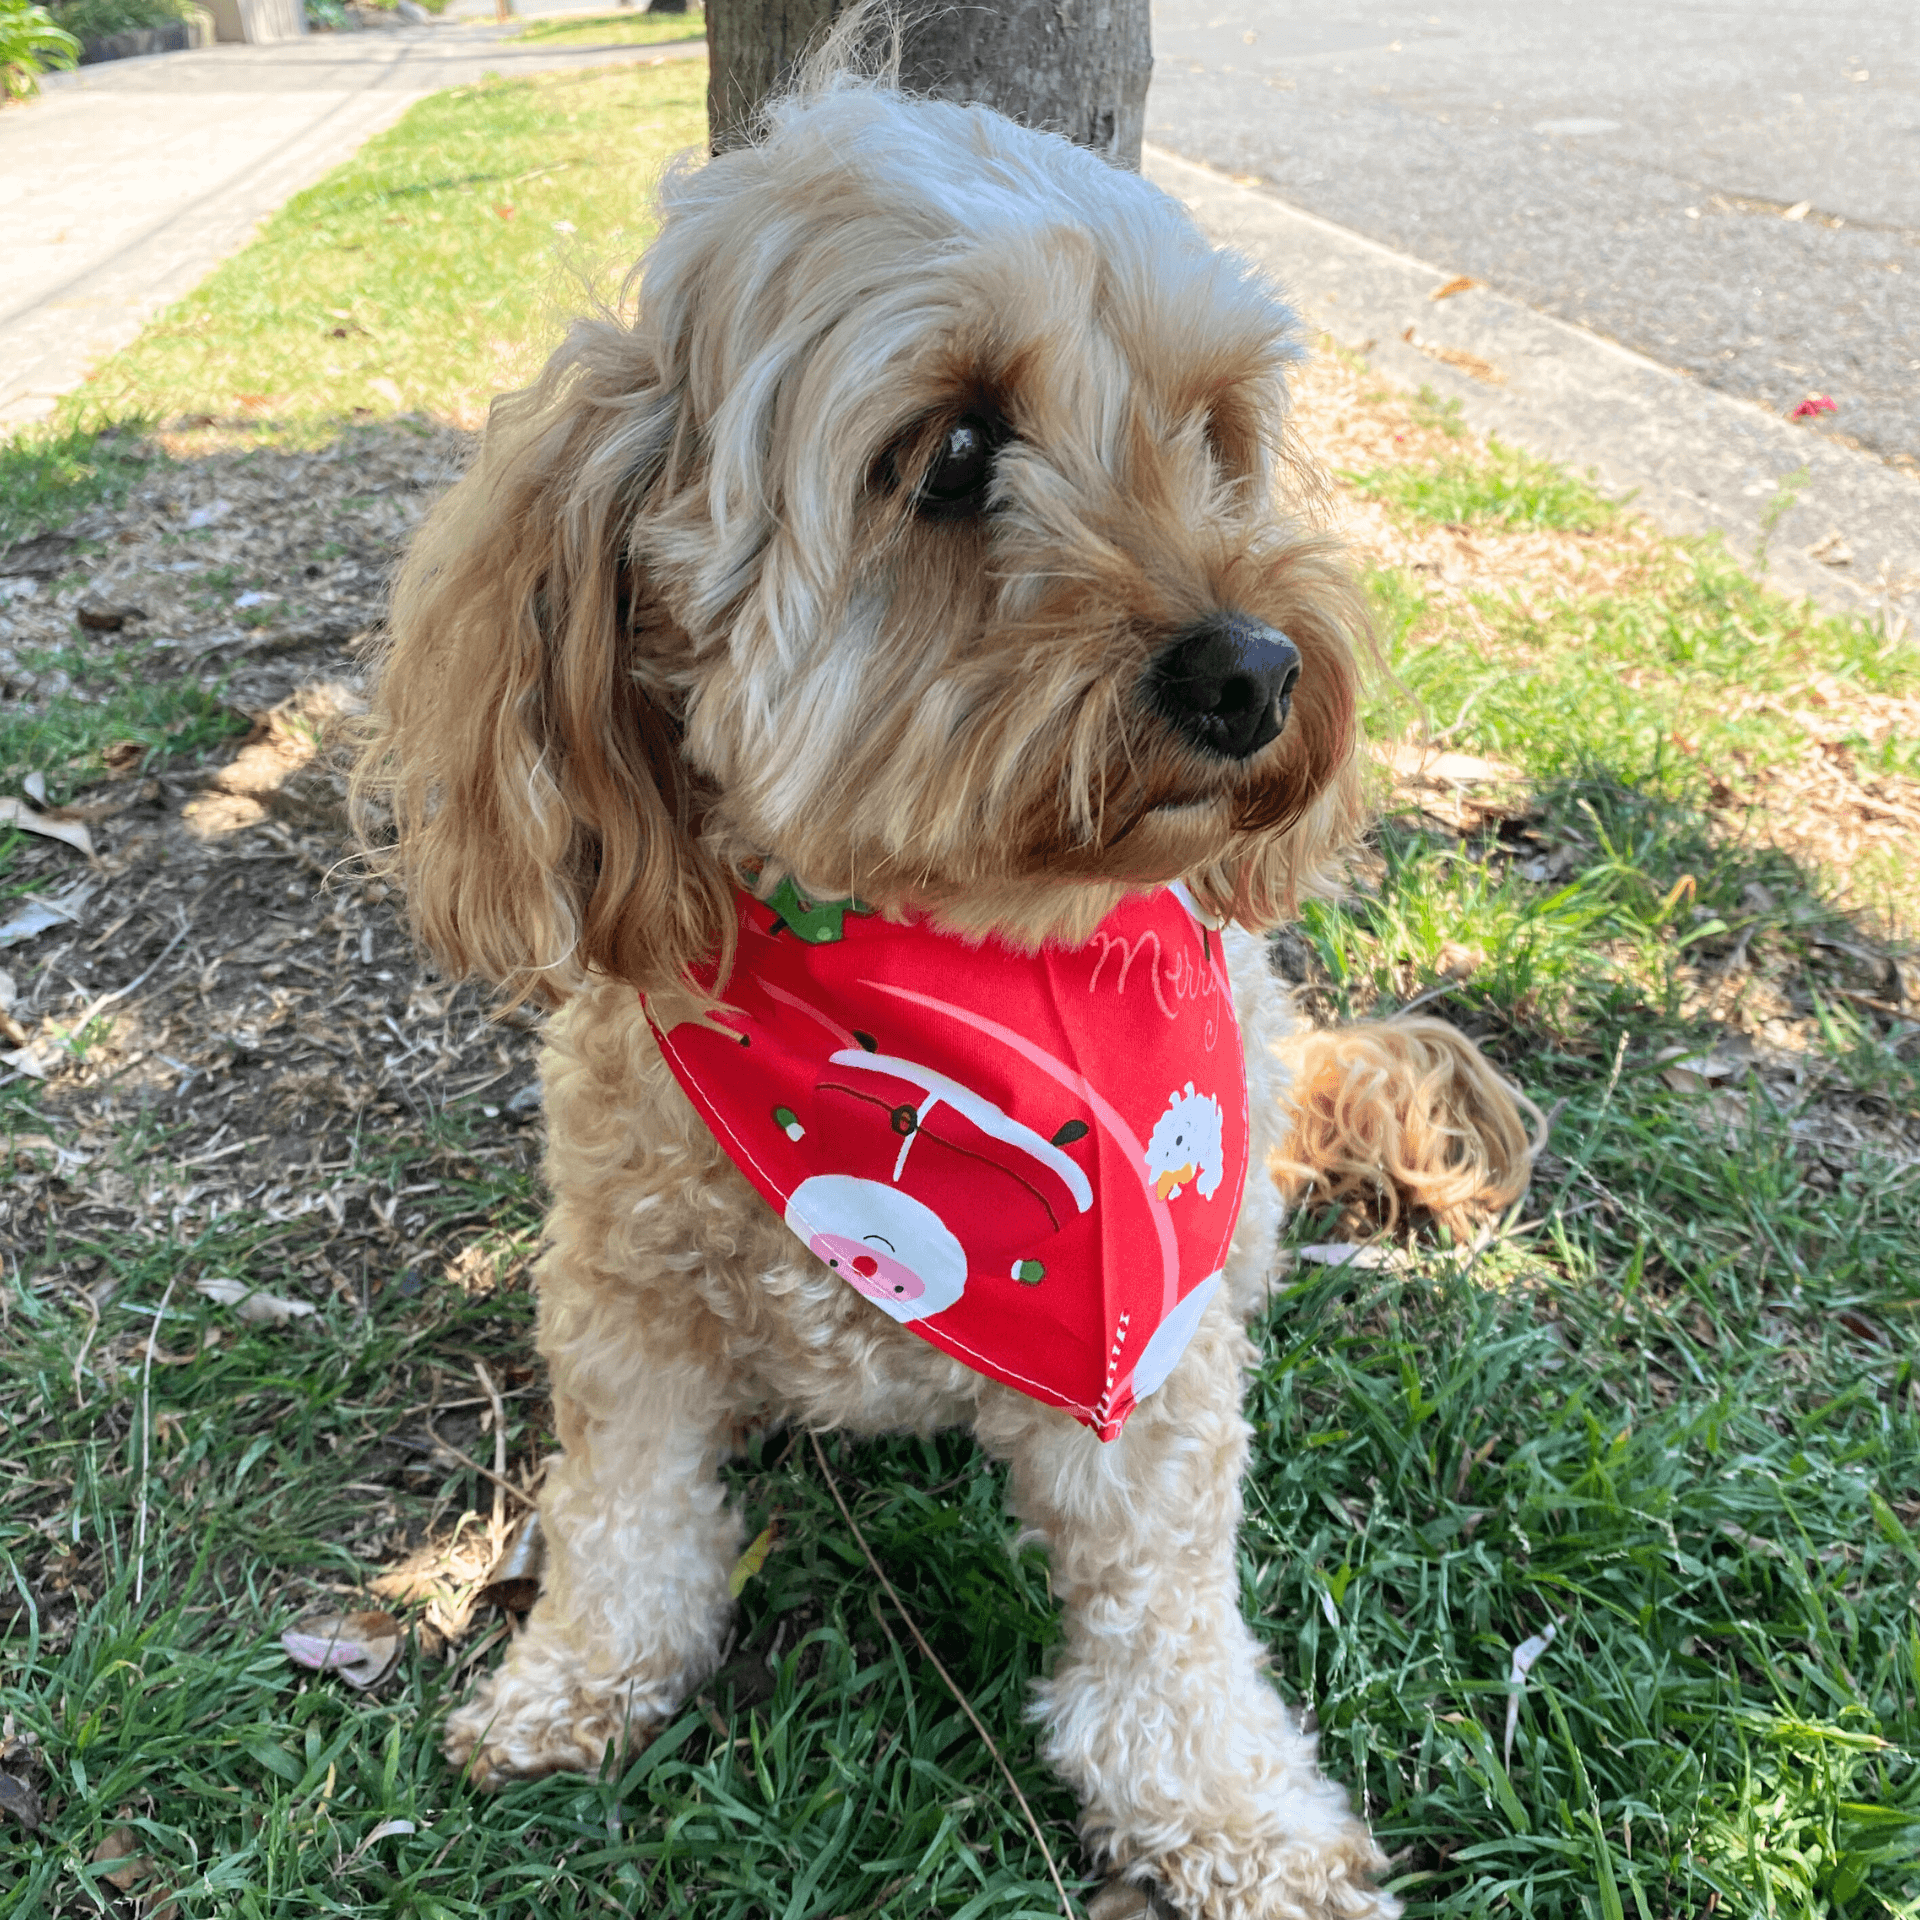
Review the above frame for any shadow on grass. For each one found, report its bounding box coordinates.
[1265,765,1919,1914]
[0,421,158,555]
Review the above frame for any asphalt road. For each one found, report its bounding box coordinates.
[1145,1,1920,470]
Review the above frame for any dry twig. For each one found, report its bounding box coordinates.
[424,1419,538,1511]
[808,1432,1073,1919]
[475,1360,508,1558]
[133,1273,179,1607]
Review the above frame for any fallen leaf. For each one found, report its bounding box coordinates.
[0,532,76,577]
[1088,1877,1179,1920]
[363,1817,418,1844]
[6,1133,91,1174]
[368,376,404,408]
[91,1825,151,1892]
[1503,1619,1558,1768]
[22,772,45,804]
[184,499,232,530]
[282,1610,403,1688]
[77,601,145,633]
[1401,325,1506,384]
[147,1327,225,1366]
[1376,742,1523,785]
[0,1044,50,1079]
[0,798,96,859]
[195,1276,318,1325]
[1783,200,1811,221]
[1429,274,1479,301]
[728,1518,780,1598]
[1806,529,1853,565]
[1519,848,1575,884]
[1293,1243,1403,1269]
[0,1770,42,1831]
[476,1509,544,1613]
[1789,393,1837,419]
[103,740,146,775]
[1837,1309,1887,1348]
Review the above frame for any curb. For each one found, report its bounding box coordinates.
[1146,145,1919,633]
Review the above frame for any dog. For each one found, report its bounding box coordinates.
[354,51,1539,1920]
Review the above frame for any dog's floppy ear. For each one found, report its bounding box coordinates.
[354,321,734,1008]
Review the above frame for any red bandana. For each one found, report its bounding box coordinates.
[648,881,1250,1439]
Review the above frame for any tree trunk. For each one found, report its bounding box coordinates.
[705,0,1151,168]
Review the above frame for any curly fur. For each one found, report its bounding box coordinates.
[355,60,1539,1920]
[1272,1018,1547,1240]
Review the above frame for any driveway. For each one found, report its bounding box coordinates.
[0,16,704,427]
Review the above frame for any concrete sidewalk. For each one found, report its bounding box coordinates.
[0,19,705,428]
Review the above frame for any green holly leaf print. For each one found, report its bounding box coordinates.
[766,876,872,945]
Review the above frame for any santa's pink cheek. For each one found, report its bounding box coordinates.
[810,1234,926,1302]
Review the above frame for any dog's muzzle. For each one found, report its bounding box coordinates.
[1147,615,1302,761]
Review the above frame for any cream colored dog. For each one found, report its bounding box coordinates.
[356,59,1537,1920]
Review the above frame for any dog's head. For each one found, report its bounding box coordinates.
[356,80,1367,1006]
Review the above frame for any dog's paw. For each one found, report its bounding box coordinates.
[1113,1822,1399,1920]
[444,1661,633,1788]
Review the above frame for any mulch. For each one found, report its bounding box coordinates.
[1,421,544,1324]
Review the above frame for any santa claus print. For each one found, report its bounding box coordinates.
[1144,1082,1226,1201]
[786,1174,968,1323]
[792,1042,1093,1322]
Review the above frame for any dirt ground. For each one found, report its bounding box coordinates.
[0,421,543,1352]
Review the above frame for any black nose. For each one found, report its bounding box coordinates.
[1147,616,1302,761]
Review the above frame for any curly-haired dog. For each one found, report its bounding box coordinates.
[355,57,1540,1920]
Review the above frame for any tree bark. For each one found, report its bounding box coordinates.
[705,0,1152,168]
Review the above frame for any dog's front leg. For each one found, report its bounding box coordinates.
[445,1287,745,1786]
[977,1304,1397,1920]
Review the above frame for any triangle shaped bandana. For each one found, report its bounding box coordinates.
[648,882,1251,1439]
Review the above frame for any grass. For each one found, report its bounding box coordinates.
[0,423,156,553]
[1348,432,1619,534]
[0,638,244,810]
[4,53,1920,1920]
[36,59,708,443]
[1369,543,1919,789]
[511,5,702,49]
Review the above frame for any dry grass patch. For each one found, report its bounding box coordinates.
[1287,345,1920,939]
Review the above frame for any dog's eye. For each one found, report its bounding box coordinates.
[917,415,1000,512]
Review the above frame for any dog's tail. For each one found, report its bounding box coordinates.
[1269,1017,1548,1242]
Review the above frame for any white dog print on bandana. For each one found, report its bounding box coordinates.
[1144,1083,1227,1202]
